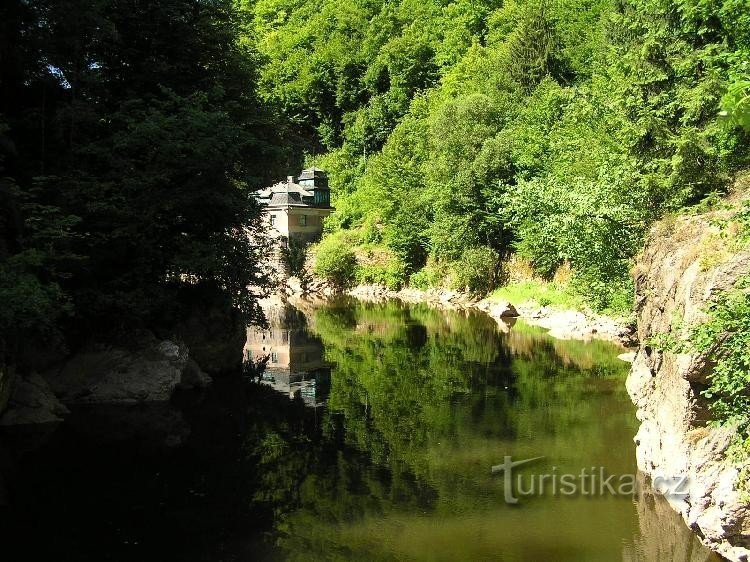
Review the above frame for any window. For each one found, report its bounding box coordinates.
[298,214,307,226]
[314,190,330,206]
[270,352,278,363]
[270,214,276,226]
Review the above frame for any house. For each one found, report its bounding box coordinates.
[255,167,334,243]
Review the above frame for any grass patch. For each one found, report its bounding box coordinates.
[487,280,585,311]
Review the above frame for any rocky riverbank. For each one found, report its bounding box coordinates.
[291,277,636,347]
[0,332,213,429]
[0,292,245,428]
[627,199,750,561]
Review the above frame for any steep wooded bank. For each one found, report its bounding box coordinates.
[0,0,298,399]
[628,183,750,561]
[253,0,750,311]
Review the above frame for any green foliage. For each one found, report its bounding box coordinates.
[281,238,309,277]
[0,0,289,362]
[313,236,358,288]
[690,281,750,434]
[506,0,567,93]
[722,77,750,130]
[0,143,79,357]
[408,264,444,290]
[355,259,407,290]
[255,0,750,311]
[450,247,500,296]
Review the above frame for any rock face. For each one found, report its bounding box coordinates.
[628,201,750,561]
[45,338,191,404]
[0,373,69,425]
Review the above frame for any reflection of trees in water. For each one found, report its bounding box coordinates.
[242,384,436,560]
[243,301,719,560]
[245,300,644,558]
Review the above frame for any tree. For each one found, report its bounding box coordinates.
[0,0,287,364]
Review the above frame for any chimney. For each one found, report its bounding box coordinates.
[287,176,294,184]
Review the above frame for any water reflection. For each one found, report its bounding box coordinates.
[624,474,719,562]
[246,297,719,562]
[245,302,331,407]
[0,298,720,561]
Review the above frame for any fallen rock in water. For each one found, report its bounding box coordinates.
[45,337,189,404]
[488,301,519,318]
[0,373,69,425]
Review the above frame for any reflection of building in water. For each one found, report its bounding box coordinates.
[245,303,330,407]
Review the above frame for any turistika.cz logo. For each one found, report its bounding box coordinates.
[491,455,689,504]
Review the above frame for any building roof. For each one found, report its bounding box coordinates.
[256,180,314,207]
[269,192,302,206]
[255,170,332,209]
[298,167,327,181]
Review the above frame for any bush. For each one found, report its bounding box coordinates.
[451,247,500,296]
[409,264,445,290]
[690,281,750,433]
[355,259,407,290]
[408,269,430,290]
[313,238,358,288]
[281,238,309,276]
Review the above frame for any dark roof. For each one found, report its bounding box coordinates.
[270,192,302,205]
[298,167,327,181]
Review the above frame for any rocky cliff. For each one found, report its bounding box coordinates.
[628,191,750,561]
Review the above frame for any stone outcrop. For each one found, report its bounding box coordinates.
[512,303,636,346]
[476,300,519,318]
[44,337,191,404]
[627,196,750,561]
[0,373,69,425]
[0,335,215,427]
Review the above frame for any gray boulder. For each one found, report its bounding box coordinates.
[45,339,189,404]
[0,373,70,425]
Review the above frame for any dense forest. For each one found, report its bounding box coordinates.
[1,0,750,367]
[0,0,299,368]
[250,0,750,311]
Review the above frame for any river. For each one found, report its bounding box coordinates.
[0,298,718,561]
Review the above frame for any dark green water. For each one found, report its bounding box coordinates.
[245,299,717,562]
[0,299,718,561]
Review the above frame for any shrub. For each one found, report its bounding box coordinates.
[690,281,750,433]
[409,263,445,290]
[451,247,500,296]
[355,259,407,290]
[682,278,750,494]
[313,238,358,288]
[281,238,308,276]
[409,270,430,290]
